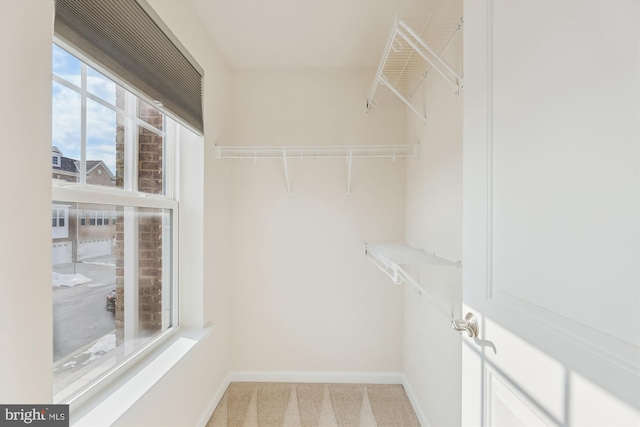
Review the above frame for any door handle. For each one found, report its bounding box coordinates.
[451,312,479,338]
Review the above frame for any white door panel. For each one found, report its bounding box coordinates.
[462,1,639,425]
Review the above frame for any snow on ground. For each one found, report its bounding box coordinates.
[52,272,92,287]
[75,333,116,365]
[81,261,116,267]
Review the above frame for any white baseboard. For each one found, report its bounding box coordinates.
[402,374,431,427]
[197,372,232,427]
[228,371,404,385]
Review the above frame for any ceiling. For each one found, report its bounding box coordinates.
[189,0,443,69]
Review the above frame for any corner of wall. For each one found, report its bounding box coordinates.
[402,7,464,425]
[0,0,55,404]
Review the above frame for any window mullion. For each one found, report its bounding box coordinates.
[80,63,87,185]
[164,118,176,199]
[52,184,178,210]
[52,73,82,94]
[124,92,137,192]
[123,206,139,353]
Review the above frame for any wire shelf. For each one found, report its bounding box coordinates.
[366,2,463,123]
[214,144,419,160]
[364,243,461,319]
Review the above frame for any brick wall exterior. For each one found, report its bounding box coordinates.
[115,94,165,345]
[138,101,164,195]
[137,208,163,334]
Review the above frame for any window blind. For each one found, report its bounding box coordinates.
[55,0,204,134]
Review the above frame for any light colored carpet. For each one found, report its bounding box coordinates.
[207,383,421,427]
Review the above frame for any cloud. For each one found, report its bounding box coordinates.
[52,44,81,87]
[53,83,119,174]
[87,99,117,173]
[52,81,81,159]
[87,68,117,105]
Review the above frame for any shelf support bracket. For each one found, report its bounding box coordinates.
[346,150,353,198]
[396,20,463,94]
[378,74,427,124]
[282,149,291,197]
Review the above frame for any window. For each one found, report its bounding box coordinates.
[52,207,67,227]
[52,205,69,239]
[52,155,60,166]
[52,44,178,403]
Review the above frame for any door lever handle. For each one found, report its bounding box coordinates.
[451,312,479,338]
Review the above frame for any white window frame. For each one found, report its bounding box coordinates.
[52,41,180,407]
[89,210,97,226]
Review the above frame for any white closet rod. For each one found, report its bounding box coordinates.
[214,144,420,160]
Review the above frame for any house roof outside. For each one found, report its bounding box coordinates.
[87,160,116,180]
[56,156,80,174]
[52,147,115,182]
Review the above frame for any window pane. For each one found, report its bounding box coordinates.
[138,99,163,132]
[52,81,81,184]
[87,67,116,106]
[138,125,164,195]
[87,99,118,188]
[53,202,172,401]
[52,45,81,87]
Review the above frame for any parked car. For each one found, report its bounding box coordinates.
[106,290,116,312]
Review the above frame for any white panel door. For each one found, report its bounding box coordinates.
[461,1,639,425]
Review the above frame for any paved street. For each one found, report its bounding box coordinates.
[52,255,116,362]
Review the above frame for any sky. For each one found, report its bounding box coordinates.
[52,44,118,175]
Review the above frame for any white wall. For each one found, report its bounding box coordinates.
[0,0,54,404]
[403,1,464,425]
[228,69,407,374]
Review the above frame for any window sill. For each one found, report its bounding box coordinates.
[70,326,213,427]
